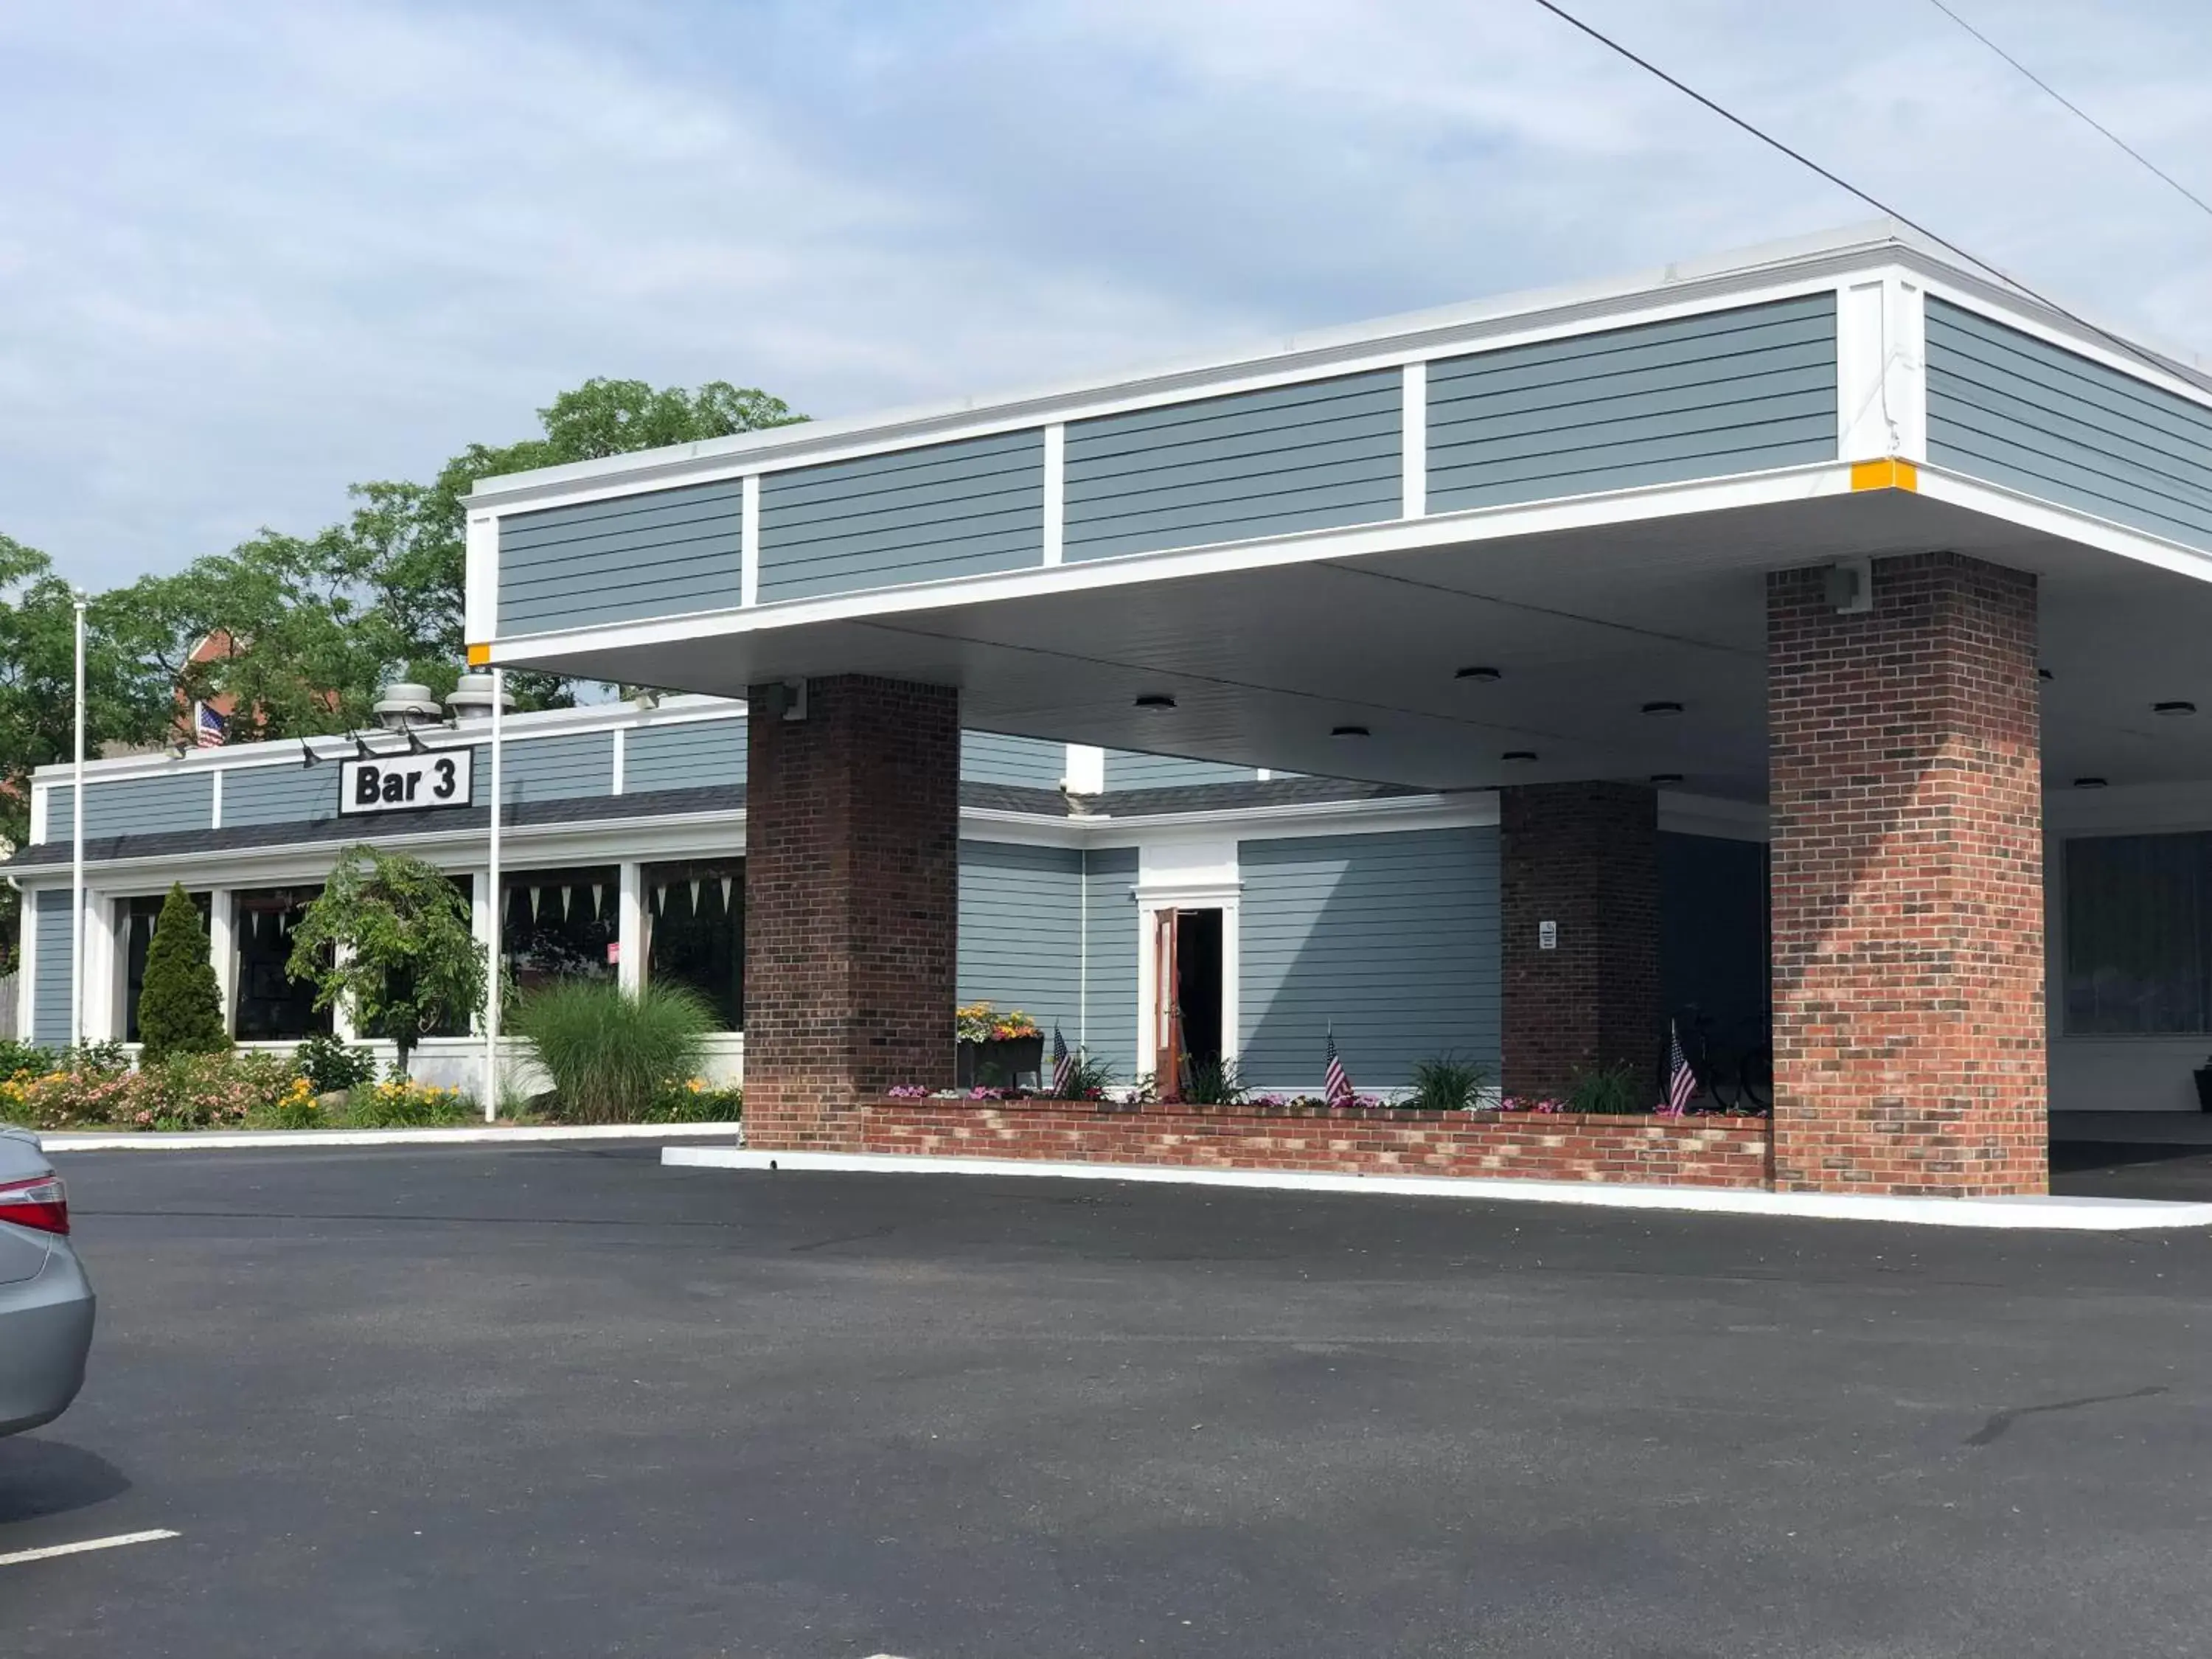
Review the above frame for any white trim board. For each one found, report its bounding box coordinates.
[44,1122,743,1152]
[660,1148,2212,1231]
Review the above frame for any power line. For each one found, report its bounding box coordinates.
[1523,0,2190,386]
[1924,0,2212,225]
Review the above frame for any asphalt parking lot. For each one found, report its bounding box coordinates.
[5,1146,2212,1658]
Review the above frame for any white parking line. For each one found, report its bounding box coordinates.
[0,1529,180,1568]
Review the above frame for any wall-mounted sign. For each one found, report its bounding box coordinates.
[339,748,473,815]
[1538,919,1557,951]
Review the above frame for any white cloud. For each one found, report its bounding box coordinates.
[1,0,2208,591]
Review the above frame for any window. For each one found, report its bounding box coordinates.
[2064,833,2212,1034]
[122,890,212,1043]
[502,866,618,995]
[644,859,743,1030]
[233,887,333,1041]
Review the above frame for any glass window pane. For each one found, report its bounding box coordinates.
[232,887,333,1042]
[2064,834,2212,1034]
[502,866,618,995]
[644,858,742,1031]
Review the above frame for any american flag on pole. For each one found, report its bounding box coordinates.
[1051,1023,1074,1096]
[193,702,226,748]
[1664,1020,1698,1114]
[1324,1029,1353,1105]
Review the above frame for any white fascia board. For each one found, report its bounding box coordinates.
[1836,265,1927,465]
[27,698,750,788]
[465,239,1910,516]
[489,462,1857,666]
[1913,466,2212,586]
[464,512,498,642]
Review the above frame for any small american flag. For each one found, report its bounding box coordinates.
[194,702,226,748]
[1324,1029,1353,1105]
[1664,1020,1698,1114]
[1051,1024,1074,1096]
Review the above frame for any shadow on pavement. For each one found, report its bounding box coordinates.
[0,1439,133,1527]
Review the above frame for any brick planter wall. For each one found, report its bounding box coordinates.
[860,1099,1773,1188]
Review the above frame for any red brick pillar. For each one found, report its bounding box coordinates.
[743,675,959,1150]
[1767,552,2045,1194]
[1500,782,1660,1103]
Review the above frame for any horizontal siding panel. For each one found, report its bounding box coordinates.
[1065,369,1402,562]
[224,764,344,827]
[1427,295,1837,514]
[961,731,1065,789]
[45,772,214,844]
[1238,827,1500,1089]
[624,719,746,793]
[1104,751,1256,790]
[959,841,1082,1035]
[1082,846,1140,1074]
[758,430,1044,602]
[499,479,744,634]
[30,888,72,1046]
[1927,299,2212,549]
[490,733,613,806]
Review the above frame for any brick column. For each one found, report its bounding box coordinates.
[743,675,959,1150]
[1500,782,1660,1102]
[1767,552,2045,1195]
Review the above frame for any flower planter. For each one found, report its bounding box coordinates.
[957,1035,1044,1090]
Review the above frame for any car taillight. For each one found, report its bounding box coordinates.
[0,1173,69,1235]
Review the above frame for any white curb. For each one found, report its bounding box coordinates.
[43,1122,744,1152]
[659,1147,2212,1231]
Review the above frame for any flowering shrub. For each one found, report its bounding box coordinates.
[643,1079,743,1123]
[345,1079,473,1128]
[0,1050,302,1132]
[1498,1096,1569,1114]
[955,1002,1040,1044]
[886,1084,933,1100]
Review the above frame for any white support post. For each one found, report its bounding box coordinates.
[1042,422,1066,565]
[207,889,237,1037]
[1401,361,1427,518]
[69,590,86,1051]
[483,669,504,1122]
[610,726,627,796]
[740,476,761,607]
[209,767,224,830]
[617,862,645,998]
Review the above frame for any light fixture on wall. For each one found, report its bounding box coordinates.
[1330,725,1370,739]
[1502,749,1537,763]
[1640,700,1683,718]
[1455,666,1501,683]
[2073,776,2109,790]
[2037,667,2054,681]
[2154,700,2197,717]
[1133,693,1176,712]
[299,742,324,770]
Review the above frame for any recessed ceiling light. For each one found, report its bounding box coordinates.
[2154,700,2197,717]
[1640,700,1684,717]
[1502,750,1537,763]
[1331,724,1370,739]
[2073,776,2109,790]
[1649,773,1684,785]
[1133,693,1176,711]
[1455,666,1502,683]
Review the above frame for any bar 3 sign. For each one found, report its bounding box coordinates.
[340,749,473,815]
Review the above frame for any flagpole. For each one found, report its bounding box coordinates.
[69,589,88,1051]
[482,667,504,1123]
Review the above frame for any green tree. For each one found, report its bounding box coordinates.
[136,885,230,1063]
[288,846,487,1079]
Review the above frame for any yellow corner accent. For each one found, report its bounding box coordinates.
[1850,457,1920,493]
[466,642,491,667]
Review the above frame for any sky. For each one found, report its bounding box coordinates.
[2,0,2210,593]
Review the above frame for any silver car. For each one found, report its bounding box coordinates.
[0,1128,94,1436]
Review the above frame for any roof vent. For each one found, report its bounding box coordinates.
[372,682,443,730]
[443,673,512,723]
